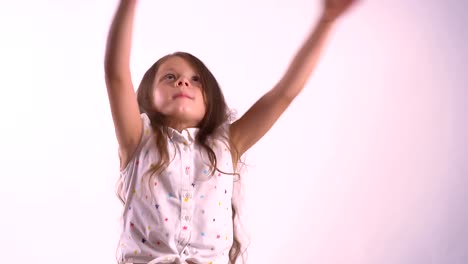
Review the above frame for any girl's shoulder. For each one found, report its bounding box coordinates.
[119,113,157,172]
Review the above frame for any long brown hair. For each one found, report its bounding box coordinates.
[135,51,247,263]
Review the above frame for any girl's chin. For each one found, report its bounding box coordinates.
[165,112,204,123]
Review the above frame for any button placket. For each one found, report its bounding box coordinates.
[178,140,194,247]
[181,140,188,152]
[181,189,193,223]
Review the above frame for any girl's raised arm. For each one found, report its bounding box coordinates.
[230,0,359,157]
[104,0,142,170]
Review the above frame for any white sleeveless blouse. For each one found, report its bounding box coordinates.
[116,113,236,264]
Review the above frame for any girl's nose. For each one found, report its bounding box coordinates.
[176,77,190,87]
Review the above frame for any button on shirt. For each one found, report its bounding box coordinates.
[117,114,236,264]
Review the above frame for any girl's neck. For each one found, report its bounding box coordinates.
[166,120,199,133]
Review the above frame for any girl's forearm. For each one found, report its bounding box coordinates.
[276,16,337,100]
[104,0,138,81]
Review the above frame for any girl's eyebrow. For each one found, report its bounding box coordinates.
[160,68,176,74]
[159,67,199,77]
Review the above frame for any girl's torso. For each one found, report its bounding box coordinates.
[116,113,237,264]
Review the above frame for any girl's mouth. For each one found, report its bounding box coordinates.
[173,93,193,99]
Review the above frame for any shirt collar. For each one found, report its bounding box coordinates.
[167,127,199,144]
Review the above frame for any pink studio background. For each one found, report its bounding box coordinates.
[0,0,466,263]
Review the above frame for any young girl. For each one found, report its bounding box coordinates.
[104,0,359,263]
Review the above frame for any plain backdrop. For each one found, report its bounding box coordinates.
[0,0,467,263]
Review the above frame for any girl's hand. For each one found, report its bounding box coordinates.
[321,0,360,22]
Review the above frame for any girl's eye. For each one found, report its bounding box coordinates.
[192,76,200,82]
[165,74,176,80]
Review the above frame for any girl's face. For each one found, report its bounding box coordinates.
[152,56,207,128]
